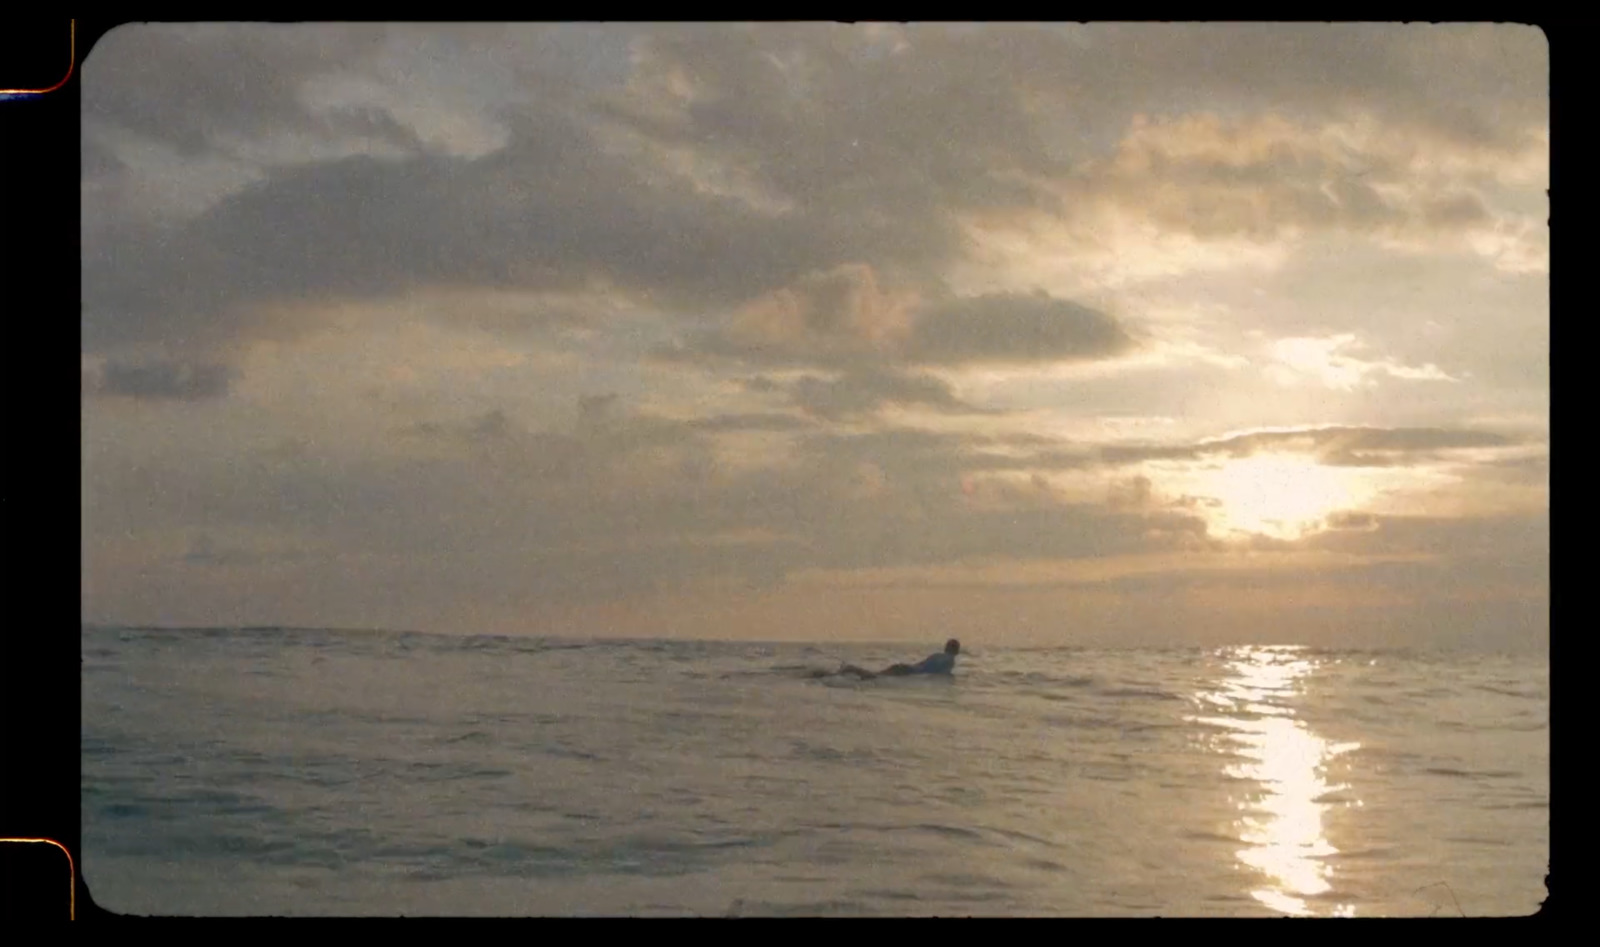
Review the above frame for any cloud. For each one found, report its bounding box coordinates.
[81,24,396,157]
[82,113,946,364]
[604,24,1545,222]
[906,292,1137,365]
[681,412,814,432]
[577,393,620,426]
[81,23,1542,386]
[598,24,1067,219]
[600,24,1546,283]
[1323,510,1380,532]
[1074,111,1525,239]
[846,423,1518,480]
[658,278,1138,377]
[790,369,982,420]
[787,546,1431,593]
[179,532,309,569]
[660,264,916,368]
[1100,424,1518,468]
[90,359,234,401]
[1057,24,1545,156]
[87,392,1220,610]
[78,24,1547,645]
[1265,333,1457,390]
[1107,475,1156,511]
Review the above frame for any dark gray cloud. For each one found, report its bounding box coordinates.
[81,24,396,156]
[1087,156,1494,244]
[90,358,234,401]
[576,393,619,430]
[604,24,1544,220]
[604,24,1544,254]
[180,532,306,569]
[681,412,814,433]
[790,370,980,420]
[600,25,1067,218]
[1423,191,1495,229]
[81,132,123,179]
[405,403,811,444]
[1043,23,1546,154]
[656,288,1138,375]
[906,293,1137,366]
[81,23,1541,373]
[1107,475,1156,511]
[1308,427,1519,465]
[470,409,510,439]
[82,154,466,355]
[1101,425,1518,467]
[63,29,1074,364]
[81,113,934,361]
[1307,510,1548,565]
[833,424,1519,478]
[1323,510,1380,532]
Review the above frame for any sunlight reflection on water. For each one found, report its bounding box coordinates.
[1190,646,1359,917]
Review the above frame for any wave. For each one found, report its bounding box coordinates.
[1099,686,1184,701]
[1422,767,1525,780]
[1472,683,1544,699]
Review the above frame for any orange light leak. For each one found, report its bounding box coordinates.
[0,20,75,97]
[0,837,76,919]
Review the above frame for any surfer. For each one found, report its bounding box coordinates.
[835,639,960,679]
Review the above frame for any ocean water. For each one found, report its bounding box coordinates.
[80,626,1549,917]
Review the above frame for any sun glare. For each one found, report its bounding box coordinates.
[1189,646,1361,917]
[1192,454,1371,541]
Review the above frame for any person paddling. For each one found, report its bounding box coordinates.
[836,639,960,679]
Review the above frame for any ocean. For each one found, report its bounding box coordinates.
[80,626,1549,917]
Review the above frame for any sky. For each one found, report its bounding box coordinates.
[79,23,1549,650]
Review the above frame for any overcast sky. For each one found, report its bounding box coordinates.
[80,23,1548,649]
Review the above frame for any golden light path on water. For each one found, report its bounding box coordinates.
[1190,646,1362,917]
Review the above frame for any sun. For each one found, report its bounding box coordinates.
[1191,453,1372,541]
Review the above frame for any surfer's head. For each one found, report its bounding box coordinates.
[945,638,961,655]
